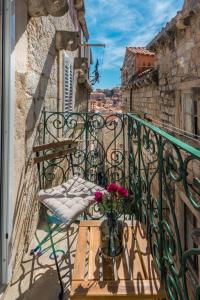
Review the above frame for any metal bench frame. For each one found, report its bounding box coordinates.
[31,139,77,300]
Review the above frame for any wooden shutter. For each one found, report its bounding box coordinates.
[63,53,73,112]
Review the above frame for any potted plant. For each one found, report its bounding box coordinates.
[94,183,128,259]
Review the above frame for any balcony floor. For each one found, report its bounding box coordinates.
[3,220,165,300]
[3,222,78,300]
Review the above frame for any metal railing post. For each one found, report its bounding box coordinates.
[42,109,46,189]
[122,114,126,188]
[84,112,88,180]
[128,115,132,197]
[158,135,164,284]
[137,122,142,221]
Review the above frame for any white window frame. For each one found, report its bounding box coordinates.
[182,91,200,139]
[1,0,15,286]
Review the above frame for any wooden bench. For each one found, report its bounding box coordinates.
[71,220,166,300]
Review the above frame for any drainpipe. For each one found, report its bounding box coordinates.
[1,0,15,284]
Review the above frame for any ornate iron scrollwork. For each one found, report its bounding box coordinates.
[128,113,200,300]
[37,111,200,298]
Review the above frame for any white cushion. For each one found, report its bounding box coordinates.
[37,176,106,224]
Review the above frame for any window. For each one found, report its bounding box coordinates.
[193,88,200,138]
[182,92,199,139]
[63,53,73,113]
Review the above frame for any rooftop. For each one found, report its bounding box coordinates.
[128,68,158,88]
[127,47,155,56]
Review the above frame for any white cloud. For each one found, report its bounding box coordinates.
[85,0,183,76]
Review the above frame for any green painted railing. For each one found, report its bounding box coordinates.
[39,111,200,299]
[40,111,131,220]
[42,111,128,186]
[128,113,200,300]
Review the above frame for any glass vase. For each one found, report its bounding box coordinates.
[100,211,123,258]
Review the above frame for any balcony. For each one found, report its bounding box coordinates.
[4,112,200,300]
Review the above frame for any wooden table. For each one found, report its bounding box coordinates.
[70,220,165,300]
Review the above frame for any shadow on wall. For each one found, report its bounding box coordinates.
[25,36,57,144]
[75,84,90,113]
[11,37,57,273]
[15,0,32,50]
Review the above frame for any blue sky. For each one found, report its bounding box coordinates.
[85,0,183,89]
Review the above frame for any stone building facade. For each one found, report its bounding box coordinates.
[1,0,92,290]
[125,2,200,142]
[121,47,155,86]
[121,47,155,112]
[122,1,200,298]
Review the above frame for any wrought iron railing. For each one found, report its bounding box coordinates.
[42,111,128,187]
[38,111,200,299]
[40,111,131,219]
[128,113,200,300]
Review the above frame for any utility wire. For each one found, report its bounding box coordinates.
[149,118,200,145]
[150,117,200,139]
[154,122,200,145]
[133,111,200,145]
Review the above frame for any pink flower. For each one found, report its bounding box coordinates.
[107,183,119,193]
[117,186,128,198]
[95,191,103,203]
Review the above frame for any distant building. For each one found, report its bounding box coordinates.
[89,88,124,113]
[90,92,106,101]
[121,47,155,112]
[104,89,113,97]
[121,47,155,87]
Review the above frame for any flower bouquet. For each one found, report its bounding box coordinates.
[95,183,128,258]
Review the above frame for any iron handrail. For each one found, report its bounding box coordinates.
[128,113,200,157]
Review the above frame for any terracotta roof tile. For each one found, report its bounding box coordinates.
[128,68,158,87]
[128,47,155,56]
[137,68,153,78]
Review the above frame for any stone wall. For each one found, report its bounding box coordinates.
[75,82,91,112]
[121,88,130,113]
[128,2,200,296]
[131,84,160,119]
[130,4,200,133]
[130,70,176,126]
[11,0,84,274]
[153,11,200,129]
